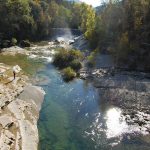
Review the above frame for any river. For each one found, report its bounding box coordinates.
[29,29,150,150]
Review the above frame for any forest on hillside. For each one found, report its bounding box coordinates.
[0,0,150,71]
[92,0,150,71]
[0,0,94,40]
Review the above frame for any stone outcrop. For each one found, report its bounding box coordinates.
[1,46,29,56]
[0,63,45,150]
[72,35,91,51]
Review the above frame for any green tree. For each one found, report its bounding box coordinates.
[0,0,34,39]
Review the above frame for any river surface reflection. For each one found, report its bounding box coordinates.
[106,107,128,138]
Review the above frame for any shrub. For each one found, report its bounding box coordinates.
[11,38,17,46]
[62,67,76,81]
[70,59,82,71]
[69,49,83,60]
[53,48,83,69]
[53,48,69,68]
[87,51,96,68]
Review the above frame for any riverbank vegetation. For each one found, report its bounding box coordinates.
[53,48,83,81]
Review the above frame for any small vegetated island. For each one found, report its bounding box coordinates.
[53,48,83,81]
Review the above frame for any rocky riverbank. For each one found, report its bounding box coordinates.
[0,36,97,149]
[0,63,45,150]
[79,56,150,136]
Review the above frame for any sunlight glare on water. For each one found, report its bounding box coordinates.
[106,108,128,138]
[85,107,129,147]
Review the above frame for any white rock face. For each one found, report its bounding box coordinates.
[0,64,45,150]
[8,99,39,150]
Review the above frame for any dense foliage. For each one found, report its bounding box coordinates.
[0,0,48,40]
[53,48,83,70]
[0,0,95,41]
[90,0,150,71]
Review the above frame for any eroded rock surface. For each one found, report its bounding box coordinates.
[0,64,45,150]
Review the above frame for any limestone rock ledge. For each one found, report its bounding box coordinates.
[0,64,45,150]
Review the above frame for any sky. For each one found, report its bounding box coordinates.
[80,0,102,7]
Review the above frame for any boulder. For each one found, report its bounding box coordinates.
[20,40,31,47]
[69,40,75,45]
